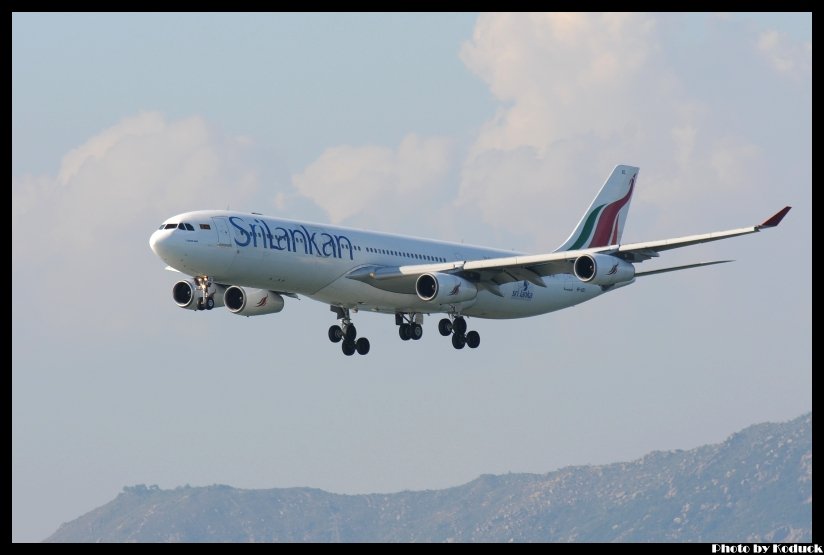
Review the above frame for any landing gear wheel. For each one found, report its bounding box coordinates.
[328,325,343,343]
[410,323,423,340]
[452,333,466,350]
[342,340,356,356]
[453,317,467,335]
[355,337,370,355]
[197,299,205,311]
[399,324,411,341]
[438,318,452,336]
[344,324,357,342]
[206,297,215,310]
[466,330,480,349]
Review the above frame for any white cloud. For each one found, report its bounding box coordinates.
[450,13,784,245]
[291,134,453,225]
[12,112,263,337]
[459,13,657,156]
[757,29,812,77]
[284,13,799,248]
[14,112,261,254]
[455,13,671,242]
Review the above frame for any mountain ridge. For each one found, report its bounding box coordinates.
[45,412,812,542]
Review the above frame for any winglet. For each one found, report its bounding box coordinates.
[757,206,792,229]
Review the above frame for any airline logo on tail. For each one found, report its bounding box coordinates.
[567,174,636,250]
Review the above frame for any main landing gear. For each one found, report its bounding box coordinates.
[396,313,423,341]
[438,316,480,350]
[328,306,370,356]
[326,308,480,355]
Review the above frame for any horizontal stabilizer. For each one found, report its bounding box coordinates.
[635,260,733,277]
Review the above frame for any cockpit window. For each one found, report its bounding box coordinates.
[181,223,194,231]
[164,223,178,229]
[158,224,165,230]
[200,223,211,230]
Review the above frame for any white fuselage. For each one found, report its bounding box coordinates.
[149,210,608,319]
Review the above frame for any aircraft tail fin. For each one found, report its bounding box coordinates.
[555,165,639,252]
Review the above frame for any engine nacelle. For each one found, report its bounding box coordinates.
[224,286,285,316]
[415,273,477,304]
[172,280,226,310]
[573,254,635,286]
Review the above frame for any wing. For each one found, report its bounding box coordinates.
[615,206,791,263]
[346,206,791,295]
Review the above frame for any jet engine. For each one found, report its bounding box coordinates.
[415,273,477,304]
[573,254,635,286]
[224,286,285,316]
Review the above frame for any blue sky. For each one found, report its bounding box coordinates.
[12,13,811,542]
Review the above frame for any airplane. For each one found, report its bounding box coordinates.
[149,165,790,356]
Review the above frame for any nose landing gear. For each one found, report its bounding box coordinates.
[194,276,216,310]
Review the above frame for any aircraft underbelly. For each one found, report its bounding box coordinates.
[464,278,602,319]
[309,273,604,318]
[309,279,450,314]
[212,249,347,294]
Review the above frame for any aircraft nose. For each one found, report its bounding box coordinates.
[149,229,169,259]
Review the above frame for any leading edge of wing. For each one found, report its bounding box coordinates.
[358,250,592,281]
[618,206,790,262]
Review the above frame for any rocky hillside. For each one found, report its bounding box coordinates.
[45,412,811,542]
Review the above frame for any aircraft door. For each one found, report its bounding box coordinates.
[212,217,232,246]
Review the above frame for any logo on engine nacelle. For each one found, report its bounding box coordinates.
[606,263,619,276]
[449,284,461,296]
[256,295,268,307]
